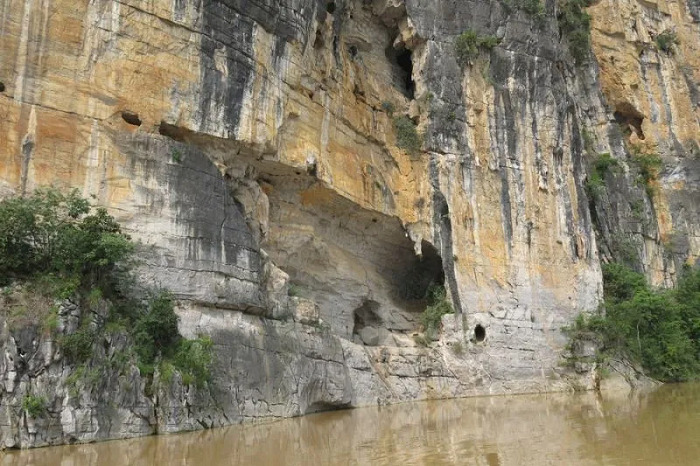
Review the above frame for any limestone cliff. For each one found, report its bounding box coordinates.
[0,0,697,448]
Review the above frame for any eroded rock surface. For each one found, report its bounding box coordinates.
[0,0,698,448]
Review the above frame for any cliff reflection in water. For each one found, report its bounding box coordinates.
[5,383,700,466]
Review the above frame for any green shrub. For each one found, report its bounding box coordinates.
[133,291,181,364]
[420,285,454,338]
[0,188,132,287]
[0,191,213,388]
[393,116,422,155]
[455,30,500,66]
[585,153,619,199]
[567,263,700,382]
[656,30,679,53]
[61,326,96,363]
[630,148,662,197]
[558,0,592,64]
[22,394,47,418]
[523,0,546,25]
[172,336,213,387]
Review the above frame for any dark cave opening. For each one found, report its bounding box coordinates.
[386,45,415,99]
[0,82,5,93]
[121,111,142,126]
[352,300,382,339]
[326,1,336,14]
[395,240,445,303]
[474,324,486,342]
[613,102,645,140]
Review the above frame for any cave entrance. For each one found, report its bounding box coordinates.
[474,324,486,342]
[386,44,415,99]
[614,102,645,140]
[395,240,444,305]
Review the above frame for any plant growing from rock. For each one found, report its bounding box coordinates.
[420,285,454,340]
[566,263,700,382]
[630,147,662,197]
[558,0,592,64]
[22,394,48,418]
[0,189,214,389]
[455,30,500,66]
[655,30,679,54]
[393,116,422,155]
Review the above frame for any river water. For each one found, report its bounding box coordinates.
[3,383,700,465]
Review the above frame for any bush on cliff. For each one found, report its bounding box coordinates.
[557,0,592,64]
[420,285,454,340]
[568,263,700,382]
[455,30,499,66]
[0,189,212,387]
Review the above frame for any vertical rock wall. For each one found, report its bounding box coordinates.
[0,0,697,448]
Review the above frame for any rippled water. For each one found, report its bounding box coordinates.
[4,383,700,465]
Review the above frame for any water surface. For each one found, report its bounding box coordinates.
[4,383,700,465]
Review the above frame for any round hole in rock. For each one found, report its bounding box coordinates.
[326,2,336,14]
[474,324,486,342]
[0,82,5,93]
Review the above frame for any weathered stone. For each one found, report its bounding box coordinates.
[0,0,697,449]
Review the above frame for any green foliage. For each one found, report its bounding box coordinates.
[523,0,546,26]
[171,149,182,163]
[0,190,213,388]
[420,285,454,339]
[455,30,500,66]
[558,0,592,64]
[0,188,132,287]
[22,394,47,417]
[656,30,679,53]
[630,148,662,197]
[172,336,214,387]
[133,292,181,364]
[585,153,619,199]
[61,326,96,363]
[569,263,700,382]
[393,116,422,155]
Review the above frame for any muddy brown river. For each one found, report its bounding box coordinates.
[3,383,700,465]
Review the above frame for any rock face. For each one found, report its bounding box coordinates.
[0,0,698,448]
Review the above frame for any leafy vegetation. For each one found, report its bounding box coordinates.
[22,394,48,418]
[585,153,619,198]
[455,30,500,66]
[567,263,700,382]
[523,0,546,26]
[655,30,679,54]
[393,116,422,155]
[420,285,454,339]
[630,147,663,197]
[0,189,213,389]
[558,0,592,64]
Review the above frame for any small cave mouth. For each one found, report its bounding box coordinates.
[613,102,645,140]
[385,45,415,99]
[474,324,486,342]
[314,29,324,49]
[395,240,445,303]
[0,82,5,93]
[326,1,336,14]
[121,111,142,126]
[352,300,382,342]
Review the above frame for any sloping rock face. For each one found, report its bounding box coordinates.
[0,0,697,447]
